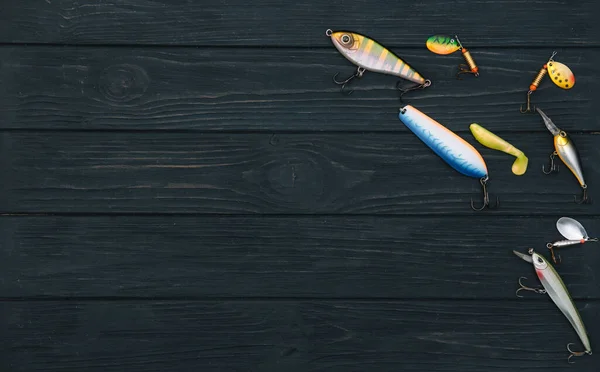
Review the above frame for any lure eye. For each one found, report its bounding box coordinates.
[537,257,543,264]
[341,34,351,44]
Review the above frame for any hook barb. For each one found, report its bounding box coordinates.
[333,67,365,95]
[396,79,431,101]
[546,243,561,264]
[519,91,534,113]
[456,64,478,79]
[574,184,591,204]
[567,343,590,364]
[516,276,546,298]
[470,176,499,211]
[542,152,559,174]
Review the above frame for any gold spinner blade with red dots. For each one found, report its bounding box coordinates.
[520,51,575,113]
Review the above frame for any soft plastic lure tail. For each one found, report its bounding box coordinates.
[520,52,575,113]
[514,248,592,363]
[398,105,496,211]
[326,29,431,96]
[546,217,598,263]
[426,34,479,78]
[536,108,590,204]
[469,123,528,175]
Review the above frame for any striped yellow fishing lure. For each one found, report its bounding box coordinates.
[326,29,431,94]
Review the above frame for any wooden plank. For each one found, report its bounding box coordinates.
[0,1,597,47]
[1,132,599,215]
[1,216,599,299]
[0,47,597,132]
[3,300,598,371]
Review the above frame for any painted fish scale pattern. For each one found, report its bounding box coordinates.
[400,113,487,179]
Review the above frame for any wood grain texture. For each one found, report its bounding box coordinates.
[2,132,599,215]
[0,1,598,47]
[3,300,599,371]
[1,216,599,299]
[0,47,597,132]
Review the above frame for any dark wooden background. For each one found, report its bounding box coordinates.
[2,1,600,371]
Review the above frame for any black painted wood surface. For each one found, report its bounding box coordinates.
[2,1,600,371]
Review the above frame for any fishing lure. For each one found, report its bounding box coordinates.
[537,108,590,204]
[469,123,528,175]
[398,105,497,210]
[425,35,479,78]
[326,29,431,95]
[520,51,575,113]
[513,248,592,363]
[546,217,598,263]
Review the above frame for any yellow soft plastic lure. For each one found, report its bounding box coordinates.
[469,123,528,176]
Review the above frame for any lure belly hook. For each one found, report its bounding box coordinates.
[513,248,592,363]
[398,105,497,211]
[546,217,598,263]
[326,29,431,97]
[536,108,590,204]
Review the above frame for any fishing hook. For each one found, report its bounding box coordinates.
[396,79,431,102]
[519,91,534,113]
[470,176,499,211]
[454,36,479,79]
[546,243,562,265]
[456,64,476,79]
[542,151,559,174]
[515,276,546,298]
[333,66,366,95]
[574,184,591,204]
[567,343,591,364]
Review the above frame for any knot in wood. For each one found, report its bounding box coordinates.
[98,64,149,103]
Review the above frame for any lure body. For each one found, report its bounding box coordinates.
[547,61,575,89]
[469,123,528,175]
[328,30,426,85]
[398,105,487,178]
[514,249,592,357]
[537,108,586,187]
[426,35,460,55]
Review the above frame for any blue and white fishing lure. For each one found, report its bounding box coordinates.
[398,105,496,210]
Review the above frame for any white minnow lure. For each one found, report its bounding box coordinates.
[546,217,598,264]
[398,105,495,211]
[536,108,590,204]
[514,248,592,363]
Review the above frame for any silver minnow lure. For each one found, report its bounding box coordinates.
[514,248,592,362]
[536,108,590,204]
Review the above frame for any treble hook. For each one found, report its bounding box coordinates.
[546,243,562,264]
[470,176,499,211]
[574,184,591,204]
[515,276,547,298]
[519,91,534,113]
[567,343,591,364]
[396,79,431,102]
[333,67,365,95]
[542,151,559,174]
[456,64,474,79]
